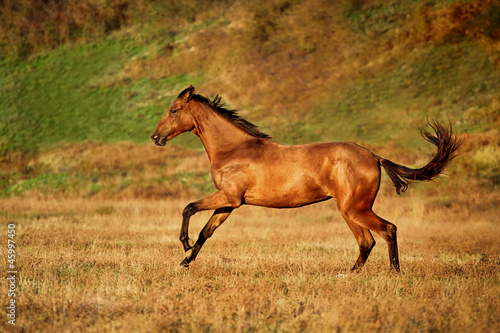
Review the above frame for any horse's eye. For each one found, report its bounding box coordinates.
[170,109,178,116]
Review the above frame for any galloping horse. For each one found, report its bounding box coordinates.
[151,86,462,272]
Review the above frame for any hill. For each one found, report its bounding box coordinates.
[0,0,499,197]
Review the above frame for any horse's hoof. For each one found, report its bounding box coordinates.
[179,258,190,267]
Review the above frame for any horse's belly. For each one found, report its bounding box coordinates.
[243,173,331,208]
[245,194,331,208]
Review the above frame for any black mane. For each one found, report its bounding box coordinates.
[192,93,272,140]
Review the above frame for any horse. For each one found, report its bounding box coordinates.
[151,86,462,272]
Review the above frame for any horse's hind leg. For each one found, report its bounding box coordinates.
[341,208,400,272]
[344,220,376,271]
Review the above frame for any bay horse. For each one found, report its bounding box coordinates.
[151,86,462,272]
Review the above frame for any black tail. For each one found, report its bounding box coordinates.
[379,121,463,194]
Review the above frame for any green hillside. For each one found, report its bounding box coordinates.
[0,0,499,196]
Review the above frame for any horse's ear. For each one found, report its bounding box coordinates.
[179,85,195,102]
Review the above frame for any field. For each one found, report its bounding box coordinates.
[1,143,500,332]
[1,0,500,332]
[1,187,499,332]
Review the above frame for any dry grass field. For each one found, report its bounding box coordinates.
[1,180,499,332]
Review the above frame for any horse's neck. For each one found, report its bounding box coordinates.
[193,109,251,163]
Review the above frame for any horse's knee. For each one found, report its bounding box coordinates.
[182,203,197,219]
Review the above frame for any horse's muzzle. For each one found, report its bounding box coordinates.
[151,132,167,146]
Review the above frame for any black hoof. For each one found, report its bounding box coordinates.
[179,257,190,267]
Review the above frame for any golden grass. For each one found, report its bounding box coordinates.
[1,190,498,332]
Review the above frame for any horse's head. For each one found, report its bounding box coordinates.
[151,86,196,146]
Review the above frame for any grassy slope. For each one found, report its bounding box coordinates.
[0,0,499,194]
[0,37,199,149]
[305,41,499,145]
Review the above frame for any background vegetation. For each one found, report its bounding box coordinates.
[0,0,499,195]
[0,0,499,331]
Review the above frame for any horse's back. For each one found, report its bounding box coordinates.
[261,140,379,172]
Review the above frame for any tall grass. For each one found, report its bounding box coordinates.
[0,194,498,332]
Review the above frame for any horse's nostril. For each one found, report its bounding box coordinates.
[151,134,158,141]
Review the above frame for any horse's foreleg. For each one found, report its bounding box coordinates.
[178,190,241,267]
[180,207,233,267]
[180,203,196,252]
